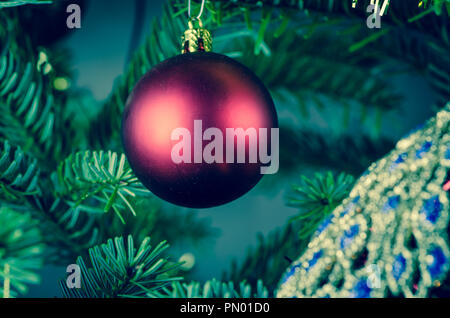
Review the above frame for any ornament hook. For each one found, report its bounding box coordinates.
[188,0,206,21]
[182,0,212,53]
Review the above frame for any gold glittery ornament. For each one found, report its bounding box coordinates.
[277,104,450,298]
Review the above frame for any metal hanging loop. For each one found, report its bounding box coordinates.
[188,0,206,21]
[182,0,212,53]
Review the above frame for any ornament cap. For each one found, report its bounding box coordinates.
[181,18,212,53]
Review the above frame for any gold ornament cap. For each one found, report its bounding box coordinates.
[181,18,212,53]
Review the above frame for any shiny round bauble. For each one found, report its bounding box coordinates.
[122,52,278,208]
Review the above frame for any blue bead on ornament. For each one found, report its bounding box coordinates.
[280,263,301,284]
[340,224,360,250]
[415,141,432,159]
[428,246,447,279]
[305,250,323,272]
[340,196,360,217]
[392,254,406,281]
[390,153,408,171]
[383,195,400,213]
[351,279,371,298]
[420,195,442,224]
[315,214,334,236]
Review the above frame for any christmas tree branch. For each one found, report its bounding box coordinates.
[287,172,355,238]
[234,28,402,115]
[279,126,395,175]
[60,235,182,298]
[28,194,102,264]
[0,205,44,298]
[0,10,75,167]
[209,0,450,105]
[60,234,266,298]
[0,137,100,263]
[0,140,41,202]
[209,0,450,38]
[0,142,212,265]
[151,279,268,298]
[52,151,149,223]
[0,10,186,264]
[0,0,51,8]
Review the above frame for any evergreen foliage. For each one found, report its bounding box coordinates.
[0,0,50,8]
[0,0,448,298]
[0,206,44,298]
[153,278,268,298]
[60,235,182,298]
[287,172,355,238]
[0,140,40,201]
[0,9,77,168]
[52,151,149,223]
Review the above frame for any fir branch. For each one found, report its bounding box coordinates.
[0,143,102,264]
[372,27,450,106]
[0,10,72,166]
[52,151,149,223]
[0,0,51,8]
[151,278,268,298]
[211,0,450,105]
[28,194,102,264]
[60,235,182,298]
[0,205,44,298]
[0,149,210,265]
[287,172,355,239]
[235,29,402,115]
[0,11,159,263]
[211,0,450,37]
[0,140,41,202]
[279,126,395,175]
[353,0,450,17]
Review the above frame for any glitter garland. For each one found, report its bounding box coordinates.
[277,104,450,298]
